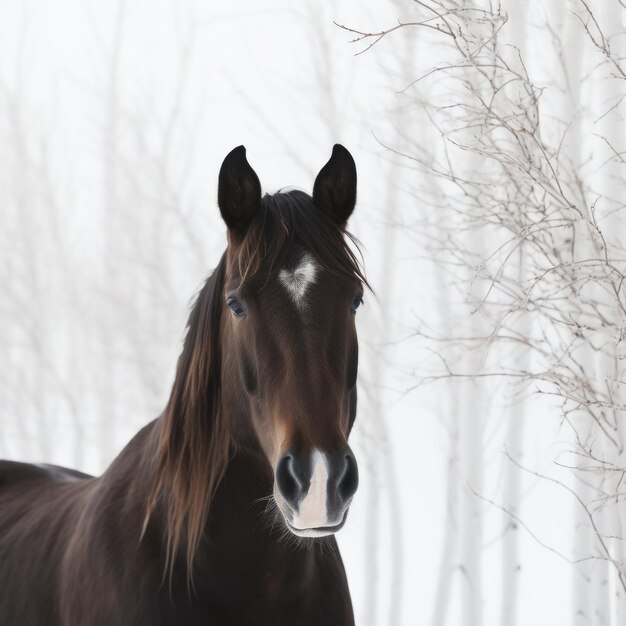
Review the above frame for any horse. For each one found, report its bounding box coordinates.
[0,144,366,625]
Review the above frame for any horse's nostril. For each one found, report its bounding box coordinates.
[338,452,359,503]
[275,455,302,506]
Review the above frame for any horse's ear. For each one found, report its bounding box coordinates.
[312,144,357,226]
[218,146,262,234]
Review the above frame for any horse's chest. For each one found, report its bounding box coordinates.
[183,551,352,626]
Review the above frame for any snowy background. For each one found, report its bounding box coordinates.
[1,1,625,624]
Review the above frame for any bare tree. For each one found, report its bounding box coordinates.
[341,0,626,622]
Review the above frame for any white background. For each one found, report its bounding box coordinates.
[1,1,624,624]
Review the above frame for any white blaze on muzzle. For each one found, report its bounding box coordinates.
[291,449,329,530]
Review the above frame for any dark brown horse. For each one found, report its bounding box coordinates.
[0,145,366,625]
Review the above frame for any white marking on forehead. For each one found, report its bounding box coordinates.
[292,450,329,530]
[279,253,318,307]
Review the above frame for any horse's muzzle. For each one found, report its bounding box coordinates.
[274,447,359,537]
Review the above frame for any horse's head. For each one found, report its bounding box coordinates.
[217,145,363,538]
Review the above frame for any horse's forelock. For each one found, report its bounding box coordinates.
[233,190,368,290]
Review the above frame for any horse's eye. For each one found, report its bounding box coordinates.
[227,297,246,318]
[350,296,364,313]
